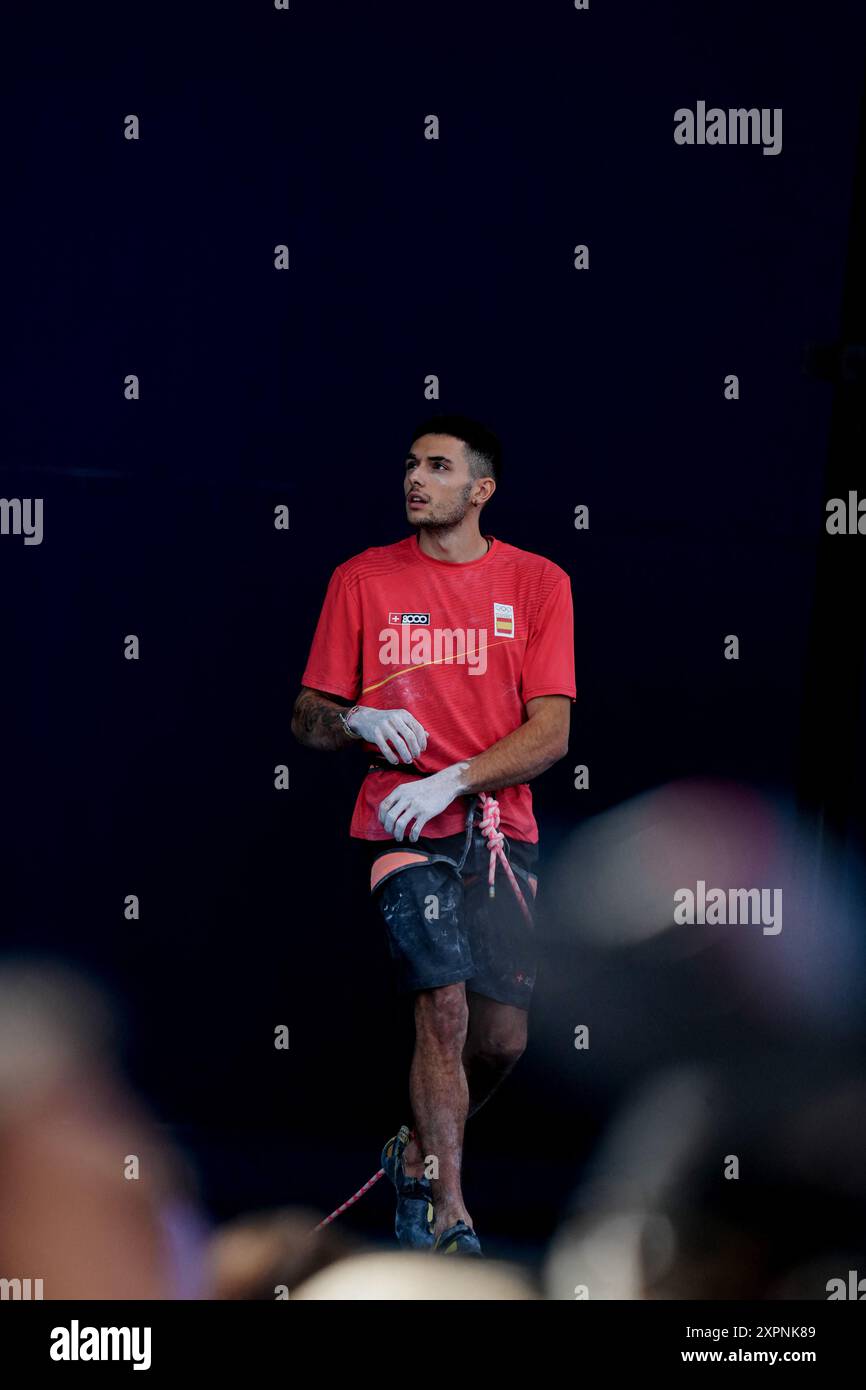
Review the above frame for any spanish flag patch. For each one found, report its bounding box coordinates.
[493,602,514,638]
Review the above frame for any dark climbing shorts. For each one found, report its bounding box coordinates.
[362,805,540,1010]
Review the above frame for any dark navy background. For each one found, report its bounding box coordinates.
[3,1,865,1257]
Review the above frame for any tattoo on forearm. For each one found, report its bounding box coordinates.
[293,691,353,750]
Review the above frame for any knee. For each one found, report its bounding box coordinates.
[468,1032,526,1072]
[415,983,469,1049]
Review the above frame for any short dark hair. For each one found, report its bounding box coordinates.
[410,413,502,485]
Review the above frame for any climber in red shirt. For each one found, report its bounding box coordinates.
[292,413,576,1257]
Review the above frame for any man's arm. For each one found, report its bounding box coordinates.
[451,694,571,795]
[291,686,356,751]
[376,694,572,841]
[291,687,429,762]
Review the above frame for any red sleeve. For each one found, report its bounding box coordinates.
[300,567,362,701]
[520,572,577,703]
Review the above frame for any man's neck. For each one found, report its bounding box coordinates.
[416,527,490,564]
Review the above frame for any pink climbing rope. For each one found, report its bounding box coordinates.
[312,1167,387,1231]
[311,1125,418,1232]
[476,792,534,927]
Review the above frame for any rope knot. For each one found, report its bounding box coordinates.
[478,794,504,851]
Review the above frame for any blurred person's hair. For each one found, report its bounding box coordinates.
[0,961,117,1116]
[0,958,209,1298]
[545,1063,866,1301]
[645,1071,866,1299]
[208,1207,366,1299]
[294,1250,540,1300]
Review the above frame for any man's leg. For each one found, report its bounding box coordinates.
[402,989,528,1240]
[404,981,472,1241]
[463,992,529,1117]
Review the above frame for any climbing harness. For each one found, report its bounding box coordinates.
[365,757,535,927]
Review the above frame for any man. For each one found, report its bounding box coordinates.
[292,414,576,1256]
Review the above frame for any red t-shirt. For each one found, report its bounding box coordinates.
[300,533,576,841]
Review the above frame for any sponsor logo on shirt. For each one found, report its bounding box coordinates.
[494,602,515,638]
[388,612,430,625]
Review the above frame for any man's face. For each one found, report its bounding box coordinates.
[404,433,480,530]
